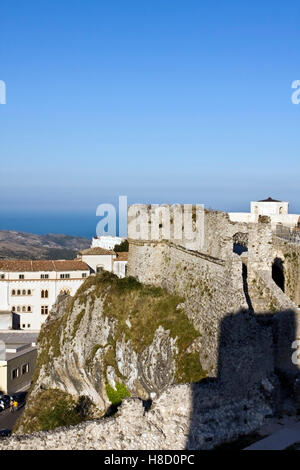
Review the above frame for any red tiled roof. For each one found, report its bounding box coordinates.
[79,247,115,256]
[114,252,128,262]
[0,259,90,272]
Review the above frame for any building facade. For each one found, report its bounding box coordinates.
[229,197,300,229]
[0,247,129,331]
[0,260,90,331]
[78,247,128,278]
[0,331,38,394]
[79,247,116,273]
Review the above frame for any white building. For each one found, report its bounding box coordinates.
[113,252,128,278]
[0,260,90,331]
[78,247,128,278]
[79,247,116,274]
[0,331,38,394]
[91,236,125,251]
[0,247,129,331]
[229,197,300,230]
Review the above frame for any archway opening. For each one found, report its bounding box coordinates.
[272,257,285,292]
[233,233,248,256]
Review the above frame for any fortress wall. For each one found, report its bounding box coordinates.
[272,237,300,308]
[127,207,298,373]
[249,270,296,313]
[247,221,273,279]
[128,239,247,375]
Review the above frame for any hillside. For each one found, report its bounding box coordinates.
[11,271,279,449]
[0,230,90,260]
[15,271,206,434]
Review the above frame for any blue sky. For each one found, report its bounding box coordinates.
[1,0,300,221]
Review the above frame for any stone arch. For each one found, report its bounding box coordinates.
[233,232,248,255]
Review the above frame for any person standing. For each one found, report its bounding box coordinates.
[9,398,14,413]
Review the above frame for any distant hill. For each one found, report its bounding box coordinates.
[0,231,91,260]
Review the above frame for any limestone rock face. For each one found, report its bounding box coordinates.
[16,272,205,433]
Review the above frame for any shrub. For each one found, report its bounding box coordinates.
[114,240,129,252]
[106,382,130,407]
[14,390,92,434]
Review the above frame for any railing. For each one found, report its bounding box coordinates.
[275,225,300,244]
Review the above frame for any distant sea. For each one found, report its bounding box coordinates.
[0,212,102,239]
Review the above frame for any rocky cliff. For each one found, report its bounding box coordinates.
[15,271,206,434]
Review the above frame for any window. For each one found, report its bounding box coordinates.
[12,368,20,380]
[12,290,16,296]
[17,306,21,313]
[27,306,31,312]
[41,306,49,315]
[22,290,26,295]
[41,274,49,279]
[12,306,16,312]
[19,274,25,280]
[22,306,26,313]
[27,324,31,328]
[41,290,49,298]
[22,324,25,329]
[60,274,70,279]
[82,273,87,278]
[22,363,29,375]
[27,290,32,295]
[17,290,21,296]
[0,274,4,279]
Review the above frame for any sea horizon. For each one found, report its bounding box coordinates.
[0,211,101,239]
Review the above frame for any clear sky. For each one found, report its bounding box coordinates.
[1,0,300,222]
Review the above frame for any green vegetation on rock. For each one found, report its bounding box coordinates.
[39,271,206,386]
[14,390,93,434]
[76,271,206,384]
[106,382,130,407]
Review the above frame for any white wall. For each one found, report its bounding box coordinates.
[0,269,89,331]
[250,201,289,216]
[92,236,125,250]
[113,261,127,278]
[0,312,12,330]
[229,212,300,230]
[81,254,114,274]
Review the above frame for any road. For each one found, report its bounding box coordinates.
[0,407,24,432]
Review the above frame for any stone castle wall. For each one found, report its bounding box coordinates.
[272,237,300,308]
[128,239,246,375]
[128,206,298,373]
